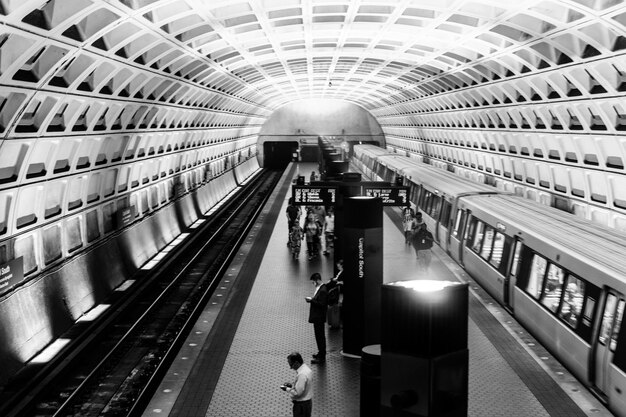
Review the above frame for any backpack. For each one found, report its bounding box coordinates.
[286,205,299,221]
[422,231,434,249]
[327,285,340,305]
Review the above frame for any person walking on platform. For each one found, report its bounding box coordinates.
[289,222,304,259]
[411,222,434,272]
[309,170,318,183]
[402,205,416,244]
[306,273,328,364]
[304,213,322,260]
[310,205,326,253]
[281,352,313,417]
[286,199,301,245]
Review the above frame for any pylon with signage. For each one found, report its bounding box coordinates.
[342,196,383,356]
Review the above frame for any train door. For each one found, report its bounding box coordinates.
[437,199,452,253]
[448,208,468,266]
[504,239,523,312]
[594,289,625,398]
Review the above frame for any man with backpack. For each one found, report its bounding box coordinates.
[411,222,434,272]
[286,199,301,244]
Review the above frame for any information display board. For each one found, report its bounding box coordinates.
[292,185,338,206]
[363,186,410,206]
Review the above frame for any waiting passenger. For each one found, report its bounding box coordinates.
[304,214,322,260]
[309,170,318,183]
[286,199,301,245]
[411,222,434,272]
[402,206,416,244]
[289,223,304,260]
[281,352,313,417]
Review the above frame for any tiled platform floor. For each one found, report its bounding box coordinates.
[142,162,612,417]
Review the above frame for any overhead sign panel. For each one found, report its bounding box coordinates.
[363,186,409,206]
[292,185,338,206]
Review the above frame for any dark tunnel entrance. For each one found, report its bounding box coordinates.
[263,141,298,168]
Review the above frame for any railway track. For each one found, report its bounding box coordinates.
[4,169,282,417]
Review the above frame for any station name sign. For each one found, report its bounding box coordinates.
[292,185,337,206]
[363,186,410,206]
[0,257,24,293]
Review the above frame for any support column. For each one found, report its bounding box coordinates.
[342,196,383,356]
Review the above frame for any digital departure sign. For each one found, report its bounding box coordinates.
[292,186,338,206]
[363,186,410,206]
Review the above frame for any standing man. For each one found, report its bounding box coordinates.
[411,222,434,272]
[306,273,328,364]
[286,198,301,245]
[281,352,313,417]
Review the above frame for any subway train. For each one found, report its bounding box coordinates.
[352,144,626,416]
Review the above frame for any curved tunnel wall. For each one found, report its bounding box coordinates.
[0,158,260,386]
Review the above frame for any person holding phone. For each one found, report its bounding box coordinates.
[281,352,313,417]
[306,273,328,364]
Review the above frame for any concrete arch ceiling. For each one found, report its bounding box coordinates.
[0,0,626,239]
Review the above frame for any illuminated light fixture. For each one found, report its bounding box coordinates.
[388,279,460,293]
[77,304,110,322]
[205,190,238,215]
[190,219,206,229]
[141,233,191,270]
[115,280,135,291]
[30,338,72,364]
[152,253,167,262]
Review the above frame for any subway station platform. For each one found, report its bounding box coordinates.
[141,162,613,417]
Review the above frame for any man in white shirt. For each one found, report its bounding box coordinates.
[281,352,313,417]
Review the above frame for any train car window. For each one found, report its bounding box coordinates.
[573,283,599,344]
[376,164,384,179]
[480,226,494,260]
[419,189,427,211]
[527,254,548,299]
[611,300,625,352]
[600,294,618,347]
[489,232,506,269]
[441,201,451,229]
[420,190,432,215]
[509,241,523,278]
[408,184,416,206]
[465,216,476,243]
[540,264,564,313]
[614,302,626,372]
[452,209,464,238]
[557,275,585,328]
[431,195,442,219]
[471,221,485,253]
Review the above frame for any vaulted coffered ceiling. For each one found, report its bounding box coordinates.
[1,0,626,264]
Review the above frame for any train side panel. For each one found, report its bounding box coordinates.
[514,288,591,383]
[608,366,626,417]
[462,249,506,305]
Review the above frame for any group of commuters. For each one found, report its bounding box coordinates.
[286,198,335,261]
[402,206,434,272]
[281,182,436,417]
[281,260,343,417]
